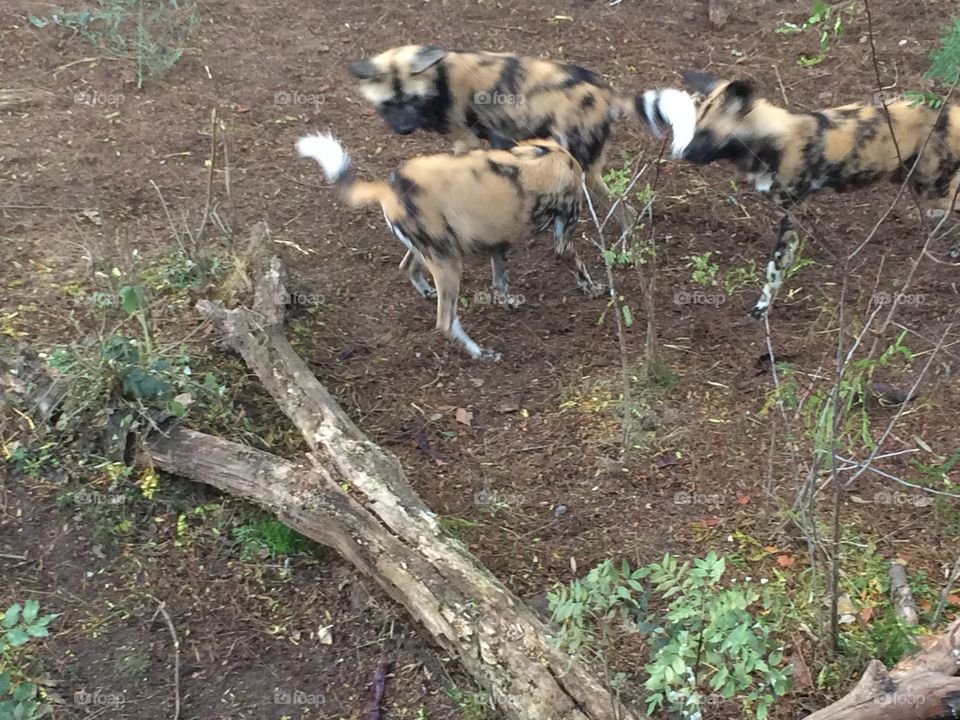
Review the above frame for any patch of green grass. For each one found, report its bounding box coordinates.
[114,647,150,678]
[232,517,307,559]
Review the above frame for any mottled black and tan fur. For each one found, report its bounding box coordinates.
[297,133,597,361]
[348,44,649,236]
[644,71,960,317]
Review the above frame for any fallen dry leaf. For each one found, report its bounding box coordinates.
[776,555,796,568]
[786,655,813,689]
[947,594,960,605]
[701,517,721,527]
[455,408,473,426]
[737,495,750,505]
[763,546,779,553]
[860,606,874,624]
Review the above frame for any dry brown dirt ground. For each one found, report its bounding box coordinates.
[1,0,959,718]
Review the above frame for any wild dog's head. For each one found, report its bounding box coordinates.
[348,45,450,135]
[643,71,762,164]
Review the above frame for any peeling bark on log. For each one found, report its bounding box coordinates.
[148,222,643,720]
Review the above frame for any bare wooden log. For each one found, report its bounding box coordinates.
[155,222,642,720]
[803,621,960,719]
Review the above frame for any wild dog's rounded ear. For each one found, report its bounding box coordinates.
[726,79,756,102]
[681,70,720,96]
[410,45,446,74]
[348,58,381,80]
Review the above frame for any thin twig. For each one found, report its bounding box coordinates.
[582,178,635,452]
[149,598,181,720]
[932,552,960,627]
[772,63,789,107]
[196,107,219,249]
[149,180,184,254]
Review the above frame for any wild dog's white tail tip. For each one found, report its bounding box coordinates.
[297,132,350,182]
[641,88,697,158]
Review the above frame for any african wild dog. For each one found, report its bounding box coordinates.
[296,133,598,361]
[347,44,655,237]
[643,71,960,317]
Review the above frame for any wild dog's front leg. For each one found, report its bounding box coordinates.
[752,215,800,319]
[452,132,483,156]
[430,260,502,362]
[489,244,518,309]
[554,217,603,297]
[399,250,437,299]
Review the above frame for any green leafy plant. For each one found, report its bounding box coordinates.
[686,251,720,287]
[549,553,790,720]
[31,0,199,87]
[1,600,59,720]
[927,17,960,86]
[777,0,857,67]
[723,260,760,295]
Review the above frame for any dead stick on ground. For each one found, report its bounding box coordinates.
[889,562,919,627]
[150,598,181,720]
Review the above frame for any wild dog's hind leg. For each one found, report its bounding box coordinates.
[752,215,800,319]
[430,260,502,361]
[554,217,603,297]
[586,164,637,238]
[916,173,960,259]
[399,250,437,299]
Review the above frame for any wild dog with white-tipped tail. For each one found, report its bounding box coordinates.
[296,133,599,361]
[642,71,960,317]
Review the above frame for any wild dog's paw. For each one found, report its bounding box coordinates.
[582,282,605,299]
[948,241,960,260]
[749,303,769,320]
[479,349,503,362]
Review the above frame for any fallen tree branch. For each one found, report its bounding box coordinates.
[148,221,643,720]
